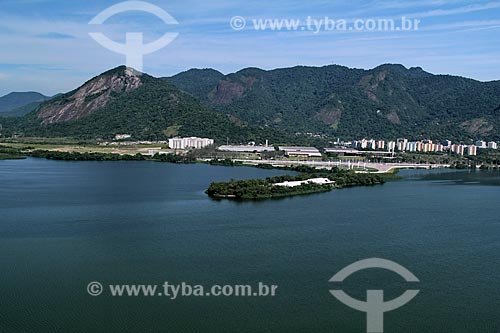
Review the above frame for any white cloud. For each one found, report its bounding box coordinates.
[408,2,500,18]
[424,19,500,31]
[375,0,473,10]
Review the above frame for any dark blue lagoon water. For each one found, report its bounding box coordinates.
[1,158,500,332]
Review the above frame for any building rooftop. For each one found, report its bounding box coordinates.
[278,146,320,152]
[274,178,335,187]
[218,145,274,152]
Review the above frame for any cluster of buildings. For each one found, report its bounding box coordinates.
[348,138,499,156]
[168,137,214,150]
[475,140,499,150]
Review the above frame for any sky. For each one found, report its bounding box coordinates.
[1,0,500,96]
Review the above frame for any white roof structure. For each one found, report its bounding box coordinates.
[274,178,335,187]
[279,146,320,152]
[325,148,361,154]
[279,146,322,157]
[217,145,274,152]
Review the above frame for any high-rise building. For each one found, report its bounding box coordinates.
[454,145,465,155]
[467,145,477,156]
[443,140,452,147]
[407,142,418,152]
[451,144,466,155]
[475,140,487,148]
[387,141,396,152]
[434,144,444,153]
[416,142,424,152]
[488,141,498,149]
[397,138,408,151]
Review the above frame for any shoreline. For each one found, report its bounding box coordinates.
[3,142,498,172]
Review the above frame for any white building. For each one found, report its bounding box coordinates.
[115,134,132,140]
[488,141,498,150]
[168,137,214,150]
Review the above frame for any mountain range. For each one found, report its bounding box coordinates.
[166,64,500,141]
[1,64,499,143]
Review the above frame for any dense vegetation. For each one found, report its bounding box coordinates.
[166,64,500,141]
[167,68,225,102]
[0,145,25,160]
[208,158,243,166]
[26,150,200,163]
[19,149,203,164]
[0,153,25,160]
[206,168,385,200]
[30,150,147,161]
[0,145,26,160]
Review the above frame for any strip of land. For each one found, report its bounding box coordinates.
[206,168,387,200]
[231,159,450,173]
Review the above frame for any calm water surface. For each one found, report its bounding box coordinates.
[1,158,499,332]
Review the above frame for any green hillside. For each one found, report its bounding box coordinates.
[0,92,51,116]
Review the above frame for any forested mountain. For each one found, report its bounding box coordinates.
[166,64,500,141]
[167,68,225,102]
[0,92,51,117]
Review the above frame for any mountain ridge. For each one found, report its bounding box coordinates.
[165,63,500,141]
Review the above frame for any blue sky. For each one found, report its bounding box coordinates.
[1,0,500,96]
